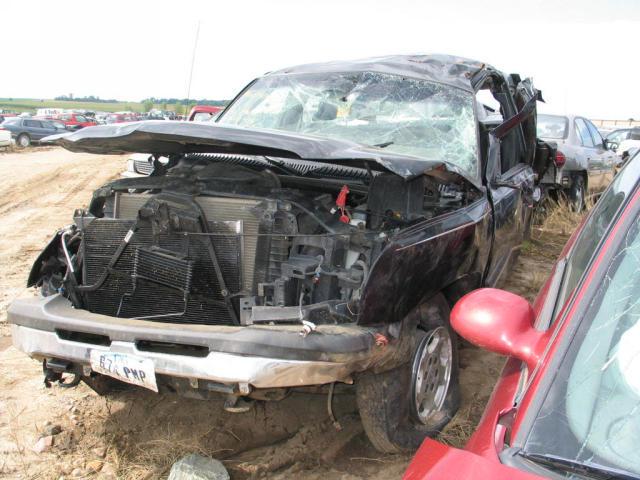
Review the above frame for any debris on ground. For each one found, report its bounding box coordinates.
[32,435,54,453]
[168,454,230,480]
[42,423,62,436]
[92,446,107,458]
[233,418,358,476]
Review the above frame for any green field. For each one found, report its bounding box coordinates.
[0,98,180,114]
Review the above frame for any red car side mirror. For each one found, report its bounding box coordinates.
[450,288,547,372]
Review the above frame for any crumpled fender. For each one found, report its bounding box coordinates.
[27,232,63,288]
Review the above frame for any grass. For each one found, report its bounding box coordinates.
[0,98,148,114]
[0,98,217,115]
[534,195,594,237]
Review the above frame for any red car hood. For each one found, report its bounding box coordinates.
[403,439,544,480]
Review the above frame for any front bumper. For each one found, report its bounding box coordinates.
[9,295,379,389]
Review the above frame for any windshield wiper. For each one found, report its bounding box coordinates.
[519,452,640,480]
[372,141,394,148]
[262,156,301,176]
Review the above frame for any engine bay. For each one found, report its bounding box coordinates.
[34,153,476,328]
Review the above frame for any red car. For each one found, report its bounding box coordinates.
[405,150,640,480]
[105,113,137,124]
[51,113,97,130]
[187,105,223,122]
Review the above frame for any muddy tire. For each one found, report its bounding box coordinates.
[356,294,460,453]
[16,133,31,148]
[568,175,585,212]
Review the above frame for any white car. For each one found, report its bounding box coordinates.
[606,127,640,159]
[123,153,170,177]
[123,153,154,177]
[618,138,640,159]
[0,127,11,148]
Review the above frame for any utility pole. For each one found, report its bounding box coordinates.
[186,20,201,102]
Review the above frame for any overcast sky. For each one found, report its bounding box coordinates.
[3,0,638,119]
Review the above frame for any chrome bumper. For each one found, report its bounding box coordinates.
[8,295,378,389]
[12,324,356,388]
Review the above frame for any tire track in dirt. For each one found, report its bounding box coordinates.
[0,166,68,216]
[0,148,126,328]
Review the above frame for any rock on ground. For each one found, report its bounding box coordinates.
[168,454,230,480]
[32,435,54,453]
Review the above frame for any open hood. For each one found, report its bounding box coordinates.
[43,121,480,187]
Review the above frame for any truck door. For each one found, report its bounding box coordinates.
[478,75,537,287]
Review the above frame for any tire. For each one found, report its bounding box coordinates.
[568,175,585,213]
[356,294,460,453]
[17,133,31,148]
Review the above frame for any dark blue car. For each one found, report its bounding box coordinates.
[1,117,68,147]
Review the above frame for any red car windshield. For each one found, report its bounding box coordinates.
[522,154,640,478]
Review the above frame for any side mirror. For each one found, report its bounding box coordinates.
[604,139,618,152]
[450,288,547,372]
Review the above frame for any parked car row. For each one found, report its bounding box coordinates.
[0,117,67,147]
[0,104,225,149]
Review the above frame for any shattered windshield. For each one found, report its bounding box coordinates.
[218,71,478,176]
[524,211,640,476]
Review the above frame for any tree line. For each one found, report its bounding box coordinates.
[54,95,119,103]
[141,98,227,107]
[53,95,229,107]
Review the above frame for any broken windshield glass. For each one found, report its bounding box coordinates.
[218,71,478,177]
[524,213,640,477]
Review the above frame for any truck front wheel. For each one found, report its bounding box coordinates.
[356,294,460,453]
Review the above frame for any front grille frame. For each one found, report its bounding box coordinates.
[81,194,279,326]
[113,193,264,294]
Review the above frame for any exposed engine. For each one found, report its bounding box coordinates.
[37,153,472,328]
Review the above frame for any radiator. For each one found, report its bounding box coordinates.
[81,193,265,325]
[114,193,261,293]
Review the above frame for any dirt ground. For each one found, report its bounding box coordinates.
[0,148,575,479]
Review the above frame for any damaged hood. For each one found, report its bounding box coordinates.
[44,121,479,186]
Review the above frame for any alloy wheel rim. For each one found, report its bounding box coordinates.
[411,326,453,426]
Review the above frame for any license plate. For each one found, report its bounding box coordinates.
[89,351,158,392]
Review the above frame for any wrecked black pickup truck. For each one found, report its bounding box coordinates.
[9,55,552,453]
